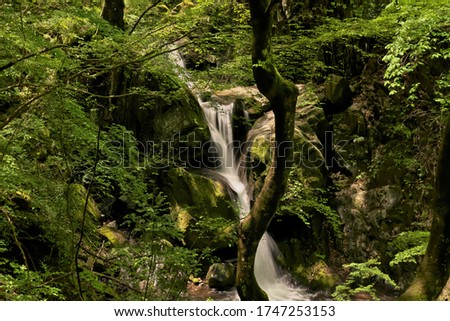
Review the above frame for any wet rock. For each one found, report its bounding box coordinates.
[211,86,269,121]
[295,260,339,291]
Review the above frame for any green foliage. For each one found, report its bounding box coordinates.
[332,259,397,301]
[174,0,254,89]
[0,1,210,301]
[383,1,450,108]
[388,231,429,267]
[0,241,65,300]
[277,170,342,239]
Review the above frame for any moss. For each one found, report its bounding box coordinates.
[166,168,237,219]
[165,168,238,249]
[98,225,127,246]
[295,261,339,291]
[68,184,101,221]
[251,135,271,164]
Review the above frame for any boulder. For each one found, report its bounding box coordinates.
[206,263,236,289]
[212,86,269,120]
[295,260,339,291]
[164,167,238,249]
[68,183,102,221]
[99,224,127,246]
[247,109,327,189]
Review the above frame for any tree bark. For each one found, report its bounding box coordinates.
[101,0,125,30]
[236,0,298,301]
[400,112,450,300]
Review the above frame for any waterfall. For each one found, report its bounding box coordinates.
[169,49,310,300]
[200,101,311,301]
[200,101,251,214]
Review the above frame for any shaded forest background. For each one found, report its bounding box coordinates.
[1,0,449,300]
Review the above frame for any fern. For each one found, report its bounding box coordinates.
[388,230,429,267]
[332,259,397,301]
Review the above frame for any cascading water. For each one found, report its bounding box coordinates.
[200,101,311,301]
[170,49,310,300]
[200,101,250,214]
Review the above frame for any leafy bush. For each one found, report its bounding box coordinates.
[332,259,397,301]
[277,170,342,239]
[383,1,450,109]
[388,231,429,267]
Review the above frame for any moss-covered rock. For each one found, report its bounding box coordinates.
[99,224,127,246]
[295,260,339,291]
[323,74,353,115]
[114,69,210,166]
[68,183,102,221]
[336,182,405,261]
[206,263,236,289]
[164,168,238,249]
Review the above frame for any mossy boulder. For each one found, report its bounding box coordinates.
[295,261,339,291]
[68,183,102,221]
[99,224,127,246]
[212,86,269,120]
[114,69,210,167]
[206,263,236,289]
[248,108,327,191]
[164,168,238,249]
[336,182,405,261]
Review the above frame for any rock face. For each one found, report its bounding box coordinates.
[323,74,353,115]
[325,59,436,290]
[164,167,238,250]
[336,182,404,261]
[206,263,236,289]
[114,69,210,167]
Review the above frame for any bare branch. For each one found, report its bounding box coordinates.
[129,0,162,36]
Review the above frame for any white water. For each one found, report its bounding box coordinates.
[200,102,251,214]
[200,101,311,301]
[170,48,310,300]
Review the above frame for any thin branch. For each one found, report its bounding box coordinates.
[0,45,67,72]
[135,42,191,65]
[33,273,74,288]
[129,0,162,36]
[0,88,55,131]
[74,124,102,300]
[139,22,176,42]
[91,271,141,293]
[89,42,191,79]
[65,86,149,99]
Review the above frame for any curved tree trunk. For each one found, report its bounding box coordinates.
[101,0,125,30]
[236,0,298,301]
[400,112,450,300]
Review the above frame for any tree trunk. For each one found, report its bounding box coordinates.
[400,112,450,300]
[101,0,125,30]
[236,0,298,301]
